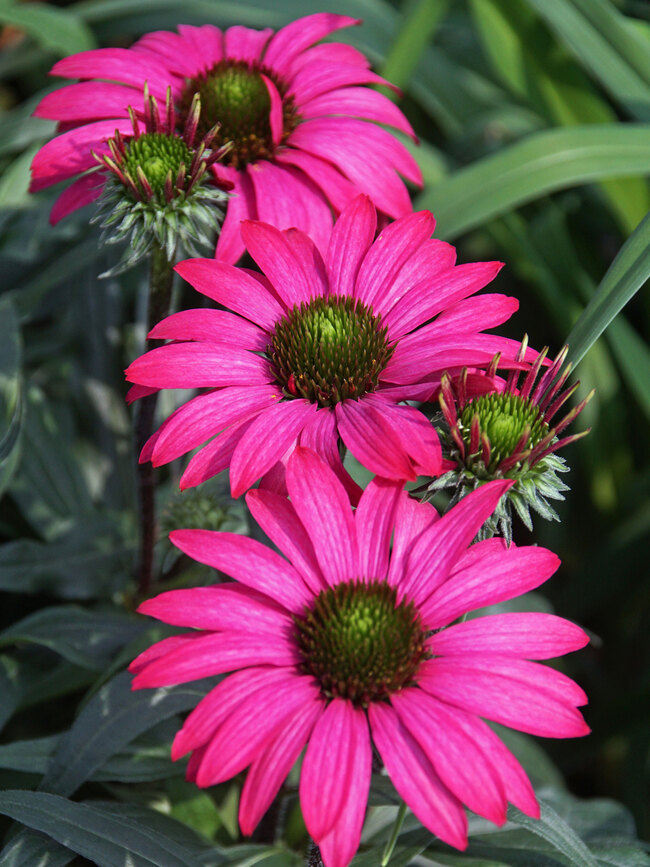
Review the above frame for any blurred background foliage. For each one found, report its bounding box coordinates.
[0,0,648,865]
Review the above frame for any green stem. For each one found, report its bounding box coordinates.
[381,801,407,866]
[135,246,175,597]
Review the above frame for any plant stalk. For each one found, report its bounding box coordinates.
[135,246,175,596]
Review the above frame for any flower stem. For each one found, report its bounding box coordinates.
[381,801,407,866]
[135,246,175,596]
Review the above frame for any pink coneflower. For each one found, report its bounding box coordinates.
[125,195,539,500]
[30,13,421,262]
[130,447,589,867]
[433,338,595,539]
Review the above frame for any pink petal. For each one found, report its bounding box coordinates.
[300,699,371,840]
[30,119,132,191]
[149,385,279,465]
[298,406,363,505]
[124,342,271,389]
[290,118,419,217]
[276,149,358,213]
[383,261,503,338]
[230,400,318,498]
[50,48,172,95]
[129,633,201,674]
[418,656,590,738]
[430,293,519,333]
[138,584,293,635]
[326,194,377,299]
[291,42,370,71]
[387,491,439,587]
[215,164,256,264]
[240,217,315,306]
[34,81,143,122]
[125,383,157,405]
[239,697,323,835]
[286,446,358,586]
[392,689,507,825]
[225,25,272,62]
[260,74,283,146]
[444,710,539,818]
[49,171,104,224]
[263,14,360,78]
[170,528,312,613]
[131,631,298,688]
[246,488,326,595]
[195,675,321,787]
[421,541,560,628]
[366,397,442,477]
[148,308,267,349]
[431,613,589,660]
[147,387,270,462]
[335,399,416,480]
[282,227,328,297]
[400,480,512,607]
[289,60,395,105]
[179,416,251,489]
[311,706,371,867]
[300,86,416,138]
[247,161,332,257]
[355,477,402,581]
[379,239,457,320]
[133,29,206,77]
[368,702,468,850]
[177,24,223,71]
[175,257,284,330]
[172,666,295,759]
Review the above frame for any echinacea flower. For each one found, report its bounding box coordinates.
[125,195,539,500]
[30,13,421,262]
[432,338,594,539]
[130,447,590,867]
[90,86,231,273]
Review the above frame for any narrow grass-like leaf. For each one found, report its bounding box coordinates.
[566,209,650,366]
[0,297,22,498]
[0,0,96,54]
[416,125,650,238]
[380,0,451,94]
[523,0,650,120]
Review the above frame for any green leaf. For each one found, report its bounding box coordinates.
[0,607,146,671]
[0,296,22,499]
[507,800,598,867]
[0,521,131,599]
[566,209,650,366]
[39,670,209,796]
[0,791,210,867]
[523,0,650,120]
[0,146,41,210]
[0,829,74,867]
[379,0,451,94]
[415,125,650,239]
[0,0,96,55]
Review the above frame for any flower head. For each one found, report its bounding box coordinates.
[130,447,589,867]
[432,339,594,540]
[125,195,538,500]
[31,14,422,262]
[89,86,231,272]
